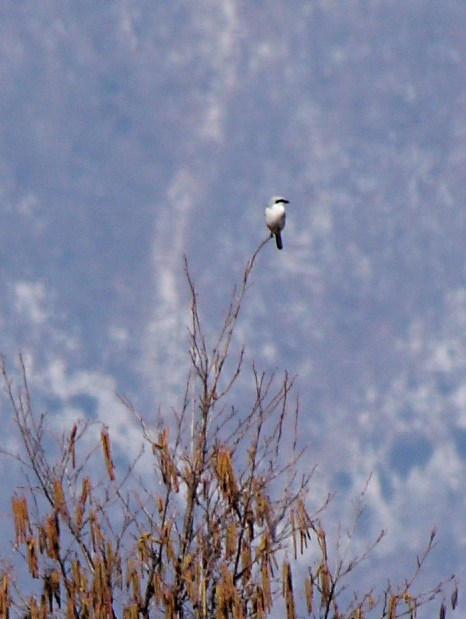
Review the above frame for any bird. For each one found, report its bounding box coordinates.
[265,196,288,250]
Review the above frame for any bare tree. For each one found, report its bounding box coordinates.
[0,239,458,619]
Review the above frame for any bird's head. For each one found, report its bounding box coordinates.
[268,196,289,207]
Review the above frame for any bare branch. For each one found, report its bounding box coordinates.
[0,239,454,619]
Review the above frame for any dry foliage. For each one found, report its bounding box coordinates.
[0,240,458,618]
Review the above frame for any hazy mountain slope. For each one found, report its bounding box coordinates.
[0,0,465,609]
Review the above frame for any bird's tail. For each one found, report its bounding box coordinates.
[275,232,283,250]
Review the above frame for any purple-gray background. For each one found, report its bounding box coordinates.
[0,1,464,615]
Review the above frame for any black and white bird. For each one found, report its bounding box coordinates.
[265,196,288,250]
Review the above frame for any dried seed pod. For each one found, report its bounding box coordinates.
[69,424,77,469]
[319,564,330,608]
[46,512,60,560]
[53,479,69,520]
[26,536,39,579]
[100,428,115,481]
[282,561,295,619]
[388,595,397,619]
[451,580,459,610]
[12,496,30,545]
[304,574,313,615]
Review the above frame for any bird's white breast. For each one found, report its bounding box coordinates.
[265,203,286,230]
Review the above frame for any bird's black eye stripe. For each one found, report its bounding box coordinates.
[275,198,289,204]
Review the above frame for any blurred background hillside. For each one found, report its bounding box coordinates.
[0,1,465,612]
